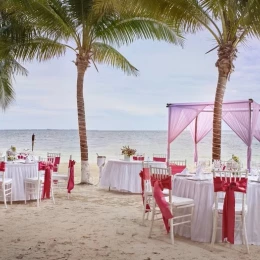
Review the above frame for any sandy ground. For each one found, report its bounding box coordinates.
[0,163,260,260]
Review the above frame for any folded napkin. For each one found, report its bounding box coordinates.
[181,168,189,175]
[195,165,203,178]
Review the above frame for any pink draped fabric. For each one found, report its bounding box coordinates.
[0,162,5,171]
[189,111,213,162]
[222,101,259,169]
[139,167,151,212]
[151,176,173,233]
[167,100,260,169]
[169,164,186,175]
[67,160,75,193]
[153,157,166,162]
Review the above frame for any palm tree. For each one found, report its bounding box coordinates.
[134,0,260,161]
[25,0,182,184]
[0,0,66,109]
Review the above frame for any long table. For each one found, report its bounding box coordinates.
[173,175,260,245]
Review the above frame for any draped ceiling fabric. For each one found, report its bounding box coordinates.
[167,100,260,169]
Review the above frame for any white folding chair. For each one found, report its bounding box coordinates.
[47,152,61,172]
[52,155,72,198]
[211,168,249,253]
[169,160,186,166]
[152,154,166,162]
[0,162,12,209]
[24,158,55,207]
[148,166,194,244]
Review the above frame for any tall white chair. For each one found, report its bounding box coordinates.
[0,162,12,209]
[24,158,55,207]
[148,166,194,244]
[211,168,249,253]
[47,152,61,172]
[52,155,72,198]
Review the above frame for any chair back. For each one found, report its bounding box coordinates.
[169,160,186,166]
[153,154,166,162]
[149,166,172,204]
[212,168,248,212]
[133,155,145,161]
[169,160,186,175]
[47,152,61,172]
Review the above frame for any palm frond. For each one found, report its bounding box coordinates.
[95,16,184,48]
[91,42,138,76]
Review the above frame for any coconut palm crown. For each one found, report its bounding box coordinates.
[35,0,183,183]
[135,0,260,161]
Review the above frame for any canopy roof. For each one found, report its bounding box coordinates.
[166,99,260,169]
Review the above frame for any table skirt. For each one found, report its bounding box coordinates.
[173,177,260,245]
[100,160,165,193]
[3,163,38,201]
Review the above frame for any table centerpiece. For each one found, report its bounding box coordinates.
[121,146,136,161]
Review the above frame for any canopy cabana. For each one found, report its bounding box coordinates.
[167,99,260,169]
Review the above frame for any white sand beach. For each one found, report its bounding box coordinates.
[0,163,259,260]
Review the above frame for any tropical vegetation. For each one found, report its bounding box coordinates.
[0,0,183,183]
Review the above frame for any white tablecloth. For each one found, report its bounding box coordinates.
[4,162,38,201]
[100,159,166,193]
[173,176,260,245]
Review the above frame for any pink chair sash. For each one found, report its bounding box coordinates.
[39,162,53,199]
[213,177,247,244]
[67,160,76,193]
[47,156,60,172]
[0,162,5,171]
[169,164,186,175]
[153,157,166,162]
[139,168,151,212]
[150,176,173,233]
[133,156,145,161]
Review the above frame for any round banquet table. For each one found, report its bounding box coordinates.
[173,175,260,245]
[100,159,166,193]
[3,162,38,201]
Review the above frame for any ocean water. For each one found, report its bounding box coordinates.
[0,130,260,167]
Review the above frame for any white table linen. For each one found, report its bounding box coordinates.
[4,162,38,201]
[173,176,260,245]
[100,159,166,193]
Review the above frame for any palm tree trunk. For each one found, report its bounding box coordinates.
[212,42,237,161]
[76,54,90,184]
[212,72,228,160]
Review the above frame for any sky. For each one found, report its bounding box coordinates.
[1,30,260,130]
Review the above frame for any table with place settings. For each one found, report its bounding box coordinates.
[100,159,166,193]
[172,175,260,245]
[2,162,38,201]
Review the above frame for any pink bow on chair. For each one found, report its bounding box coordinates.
[139,168,151,212]
[0,162,5,171]
[39,162,54,199]
[67,160,76,193]
[214,177,247,243]
[151,176,173,233]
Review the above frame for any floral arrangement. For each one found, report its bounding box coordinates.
[232,154,239,163]
[7,155,16,161]
[121,146,136,157]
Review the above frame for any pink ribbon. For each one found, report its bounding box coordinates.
[150,176,173,233]
[39,162,53,199]
[67,160,76,193]
[213,177,247,243]
[0,162,5,171]
[139,168,151,212]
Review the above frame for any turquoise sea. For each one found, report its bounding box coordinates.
[0,130,260,167]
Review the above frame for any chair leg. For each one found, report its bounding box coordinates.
[148,200,156,238]
[36,183,40,207]
[51,185,55,204]
[142,195,148,224]
[170,218,174,244]
[10,184,12,205]
[211,211,218,245]
[24,183,27,204]
[3,185,7,209]
[242,215,249,254]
